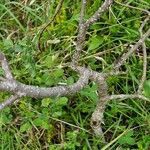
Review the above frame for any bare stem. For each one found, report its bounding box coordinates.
[91,77,108,140]
[79,0,86,26]
[138,16,150,93]
[0,95,21,110]
[106,94,149,102]
[0,52,13,80]
[72,0,114,66]
[85,0,114,28]
[115,1,150,16]
[0,67,91,99]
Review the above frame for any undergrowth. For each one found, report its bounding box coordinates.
[0,0,150,149]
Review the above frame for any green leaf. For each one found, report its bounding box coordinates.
[33,118,43,126]
[41,73,55,86]
[44,53,59,68]
[118,130,136,146]
[67,77,74,85]
[20,122,32,132]
[0,68,4,76]
[88,36,103,51]
[33,118,49,129]
[143,80,150,98]
[53,68,64,78]
[55,97,68,106]
[42,98,52,107]
[3,39,13,50]
[80,84,98,101]
[52,111,62,117]
[0,113,12,127]
[118,136,135,145]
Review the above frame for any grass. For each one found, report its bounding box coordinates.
[0,0,150,149]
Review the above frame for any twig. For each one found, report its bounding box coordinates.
[139,16,150,32]
[81,47,117,60]
[106,94,149,102]
[72,0,113,66]
[0,52,13,80]
[49,117,91,134]
[138,43,147,93]
[113,28,150,71]
[71,0,87,66]
[85,0,114,28]
[138,15,150,93]
[0,95,20,110]
[115,1,150,16]
[90,92,149,139]
[79,0,86,26]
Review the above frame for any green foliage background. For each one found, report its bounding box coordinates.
[0,0,150,149]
